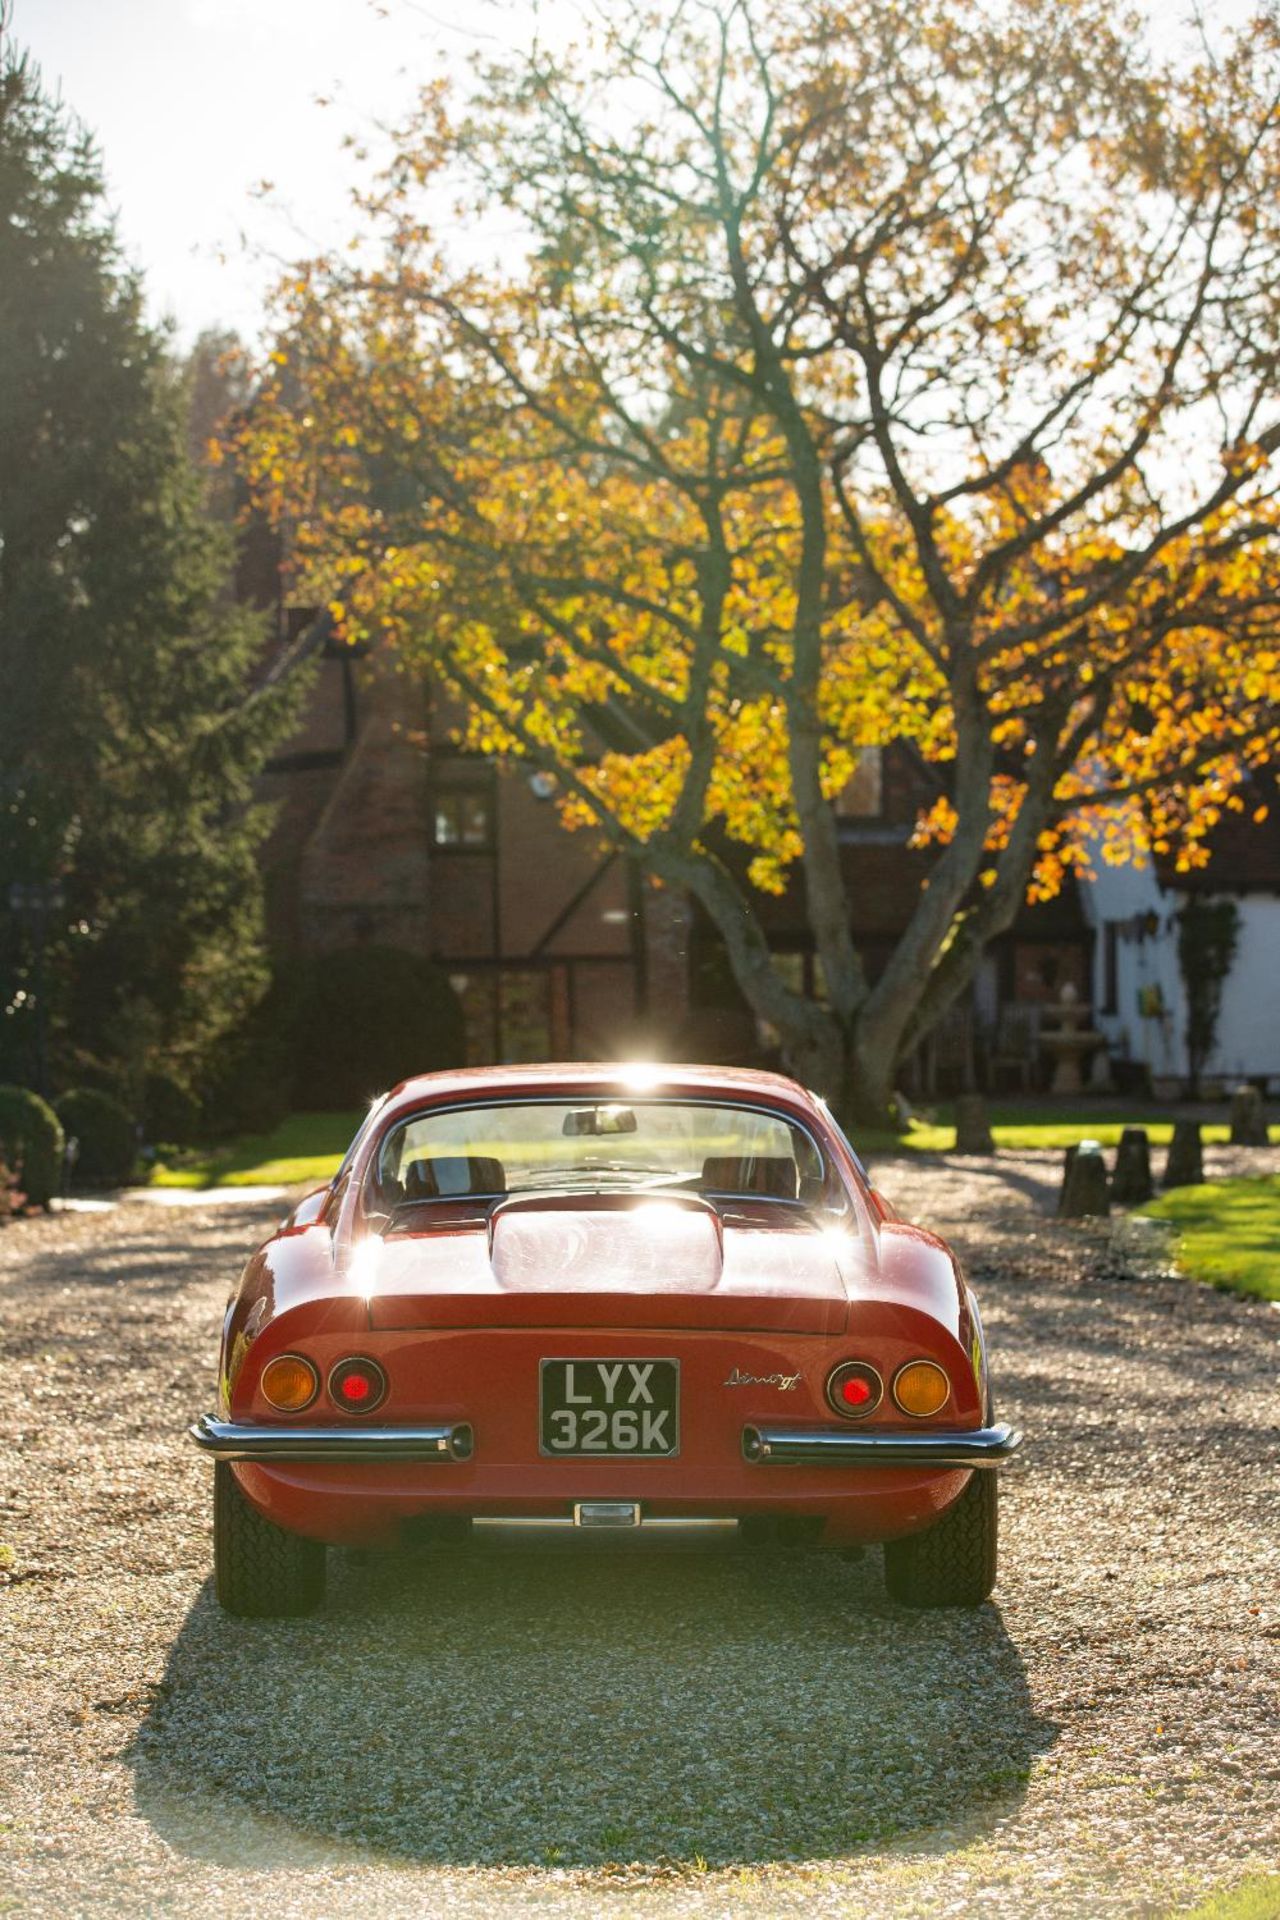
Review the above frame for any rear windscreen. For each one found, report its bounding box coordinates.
[372,1099,831,1205]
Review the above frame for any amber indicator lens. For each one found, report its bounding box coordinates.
[261,1354,318,1412]
[329,1356,387,1414]
[826,1361,883,1420]
[893,1359,950,1418]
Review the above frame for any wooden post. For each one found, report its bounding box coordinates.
[1110,1127,1153,1205]
[1162,1120,1204,1190]
[1058,1139,1110,1217]
[953,1094,995,1155]
[1228,1085,1269,1147]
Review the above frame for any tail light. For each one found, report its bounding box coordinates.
[328,1356,388,1414]
[892,1359,950,1417]
[261,1354,318,1412]
[826,1361,883,1419]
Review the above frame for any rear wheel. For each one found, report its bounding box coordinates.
[883,1469,997,1609]
[213,1461,326,1617]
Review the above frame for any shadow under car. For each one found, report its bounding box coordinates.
[129,1530,1055,1871]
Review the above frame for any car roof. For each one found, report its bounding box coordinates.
[379,1061,817,1111]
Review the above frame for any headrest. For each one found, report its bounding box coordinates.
[700,1155,799,1199]
[403,1154,507,1198]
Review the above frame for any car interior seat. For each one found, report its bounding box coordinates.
[699,1154,799,1199]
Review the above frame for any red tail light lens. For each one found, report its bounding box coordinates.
[826,1361,883,1420]
[328,1356,387,1414]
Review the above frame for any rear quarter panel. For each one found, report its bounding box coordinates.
[218,1213,365,1415]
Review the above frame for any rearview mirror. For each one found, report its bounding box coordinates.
[562,1104,638,1136]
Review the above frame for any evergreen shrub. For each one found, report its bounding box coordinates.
[292,948,466,1109]
[55,1088,136,1186]
[200,975,304,1137]
[142,1072,202,1146]
[0,1086,65,1208]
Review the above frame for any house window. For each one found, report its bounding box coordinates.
[772,950,829,1003]
[432,782,494,851]
[834,747,884,820]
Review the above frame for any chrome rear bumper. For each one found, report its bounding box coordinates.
[189,1414,474,1463]
[742,1421,1022,1468]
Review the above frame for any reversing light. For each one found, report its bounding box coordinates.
[261,1354,319,1412]
[328,1355,387,1414]
[826,1361,883,1420]
[893,1359,950,1418]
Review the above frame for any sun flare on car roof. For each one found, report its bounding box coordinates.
[616,1062,664,1091]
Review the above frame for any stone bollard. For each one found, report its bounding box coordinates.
[1058,1138,1110,1218]
[1163,1119,1204,1189]
[1228,1084,1269,1147]
[1110,1126,1153,1205]
[953,1094,995,1155]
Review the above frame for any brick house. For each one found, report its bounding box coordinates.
[255,625,691,1065]
[252,607,1095,1089]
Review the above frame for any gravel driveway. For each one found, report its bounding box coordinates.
[2,1150,1277,1918]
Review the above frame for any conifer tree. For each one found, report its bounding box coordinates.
[0,23,296,1098]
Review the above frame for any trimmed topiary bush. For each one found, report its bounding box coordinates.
[291,947,466,1109]
[55,1088,137,1187]
[0,1086,65,1209]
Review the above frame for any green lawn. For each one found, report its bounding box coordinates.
[857,1104,1279,1157]
[150,1110,362,1189]
[1141,1175,1280,1302]
[1171,1874,1280,1920]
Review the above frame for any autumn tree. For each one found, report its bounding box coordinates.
[244,0,1280,1121]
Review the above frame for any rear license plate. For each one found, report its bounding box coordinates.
[539,1358,680,1458]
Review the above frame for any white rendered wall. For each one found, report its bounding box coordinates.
[1080,859,1184,1086]
[1208,896,1280,1082]
[1080,857,1280,1087]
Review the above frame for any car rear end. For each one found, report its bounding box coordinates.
[198,1279,1010,1551]
[193,1067,1021,1613]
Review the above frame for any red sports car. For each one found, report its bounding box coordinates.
[191,1063,1021,1615]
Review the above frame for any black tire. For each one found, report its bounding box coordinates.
[883,1468,997,1609]
[213,1461,326,1617]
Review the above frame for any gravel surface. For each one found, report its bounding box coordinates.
[1,1148,1278,1918]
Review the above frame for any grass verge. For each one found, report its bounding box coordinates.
[1141,1175,1280,1302]
[1171,1873,1280,1920]
[150,1111,362,1189]
[859,1105,1278,1156]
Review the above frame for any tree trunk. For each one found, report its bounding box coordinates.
[763,1008,901,1134]
[840,1026,901,1132]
